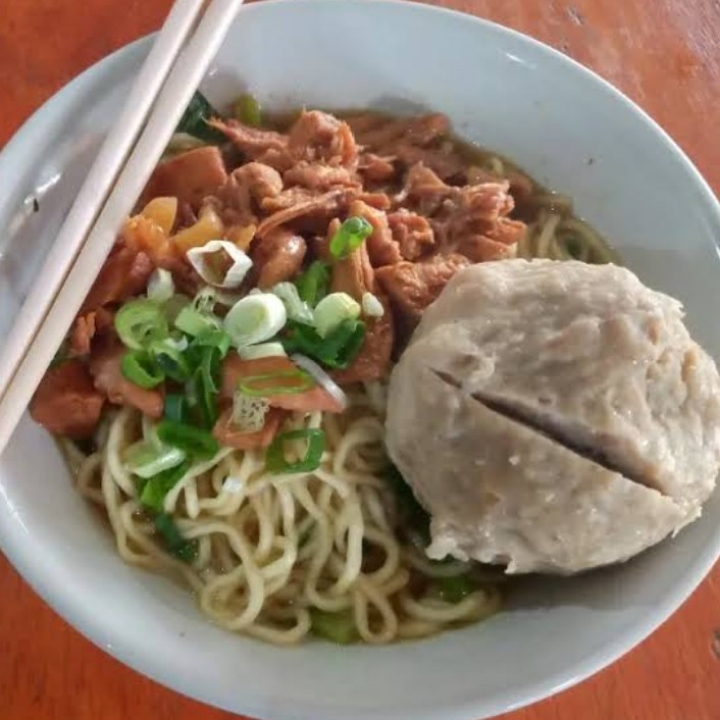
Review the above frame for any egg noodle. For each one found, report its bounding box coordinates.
[65,384,500,645]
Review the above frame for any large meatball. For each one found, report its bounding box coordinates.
[386,259,720,574]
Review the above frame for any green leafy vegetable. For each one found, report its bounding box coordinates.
[266,429,326,474]
[121,350,165,388]
[329,216,373,259]
[156,420,219,459]
[295,261,330,307]
[154,512,197,562]
[176,91,226,144]
[309,608,357,644]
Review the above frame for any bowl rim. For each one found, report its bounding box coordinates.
[1,1,720,719]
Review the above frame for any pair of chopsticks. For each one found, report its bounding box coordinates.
[0,0,243,457]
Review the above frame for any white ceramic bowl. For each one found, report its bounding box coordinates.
[1,2,719,719]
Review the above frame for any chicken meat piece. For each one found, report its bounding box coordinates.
[386,259,720,574]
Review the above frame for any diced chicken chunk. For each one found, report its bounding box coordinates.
[30,361,105,438]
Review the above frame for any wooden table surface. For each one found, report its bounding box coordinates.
[2,0,720,718]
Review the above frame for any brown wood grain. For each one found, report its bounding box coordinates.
[1,1,720,719]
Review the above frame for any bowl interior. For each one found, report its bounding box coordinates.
[1,2,719,719]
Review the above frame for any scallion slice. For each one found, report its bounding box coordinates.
[163,294,191,324]
[237,342,287,361]
[140,460,190,511]
[295,261,330,307]
[185,351,221,430]
[124,440,186,479]
[436,574,478,604]
[313,292,361,338]
[151,341,191,382]
[164,394,187,423]
[272,282,314,325]
[154,512,197,562]
[281,319,366,370]
[309,608,357,644]
[266,428,326,474]
[121,351,164,388]
[234,93,262,127]
[186,240,253,289]
[191,328,232,356]
[174,305,222,337]
[361,292,385,318]
[329,216,373,259]
[156,420,219,459]
[115,299,168,350]
[147,268,175,303]
[223,293,287,348]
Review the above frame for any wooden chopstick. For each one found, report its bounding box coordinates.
[0,0,242,456]
[0,0,206,405]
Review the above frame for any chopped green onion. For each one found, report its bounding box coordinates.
[266,428,326,474]
[193,286,218,314]
[282,319,366,370]
[163,294,191,324]
[115,299,168,351]
[313,292,361,338]
[223,293,287,348]
[151,341,191,382]
[238,369,314,397]
[309,608,357,644]
[154,512,197,562]
[329,216,373,259]
[192,286,242,314]
[186,240,253,289]
[121,351,164,388]
[139,460,191,511]
[124,440,186,479]
[176,91,225,144]
[361,292,385,318]
[436,574,479,604]
[233,93,262,127]
[164,394,187,423]
[156,420,219,459]
[237,342,287,361]
[147,268,175,303]
[321,319,365,368]
[191,328,232,356]
[185,348,222,429]
[295,260,330,307]
[174,305,222,337]
[272,282,314,325]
